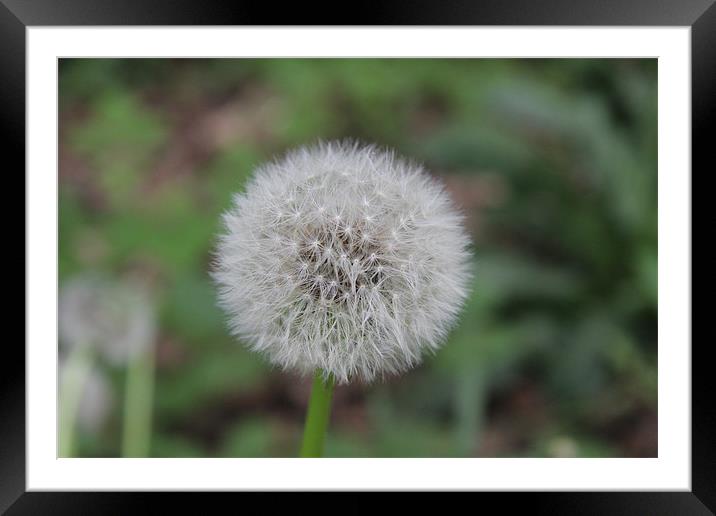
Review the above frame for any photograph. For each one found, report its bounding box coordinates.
[57,57,658,459]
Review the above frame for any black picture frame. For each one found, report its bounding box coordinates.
[4,0,711,512]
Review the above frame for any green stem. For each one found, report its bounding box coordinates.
[59,345,92,457]
[300,370,335,457]
[122,346,155,457]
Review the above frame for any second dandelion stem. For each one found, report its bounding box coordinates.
[59,345,92,457]
[122,347,155,457]
[300,370,335,457]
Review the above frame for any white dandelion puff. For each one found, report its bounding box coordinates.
[59,275,156,365]
[213,141,473,384]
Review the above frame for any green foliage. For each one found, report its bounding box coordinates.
[155,345,269,420]
[70,89,167,209]
[59,58,657,458]
[220,419,277,458]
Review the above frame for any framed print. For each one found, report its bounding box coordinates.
[4,0,712,511]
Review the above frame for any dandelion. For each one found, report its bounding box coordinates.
[58,275,156,457]
[59,275,155,365]
[214,141,472,455]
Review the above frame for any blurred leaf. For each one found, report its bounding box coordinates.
[220,419,276,457]
[70,89,167,208]
[155,346,268,419]
[162,273,224,342]
[418,124,536,171]
[635,248,658,308]
[324,432,375,458]
[545,315,616,408]
[151,435,205,458]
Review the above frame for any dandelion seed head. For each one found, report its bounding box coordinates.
[59,275,156,365]
[213,141,472,383]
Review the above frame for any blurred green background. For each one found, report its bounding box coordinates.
[58,58,657,458]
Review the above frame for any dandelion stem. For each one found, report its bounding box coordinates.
[122,346,155,457]
[59,345,92,457]
[300,370,335,457]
